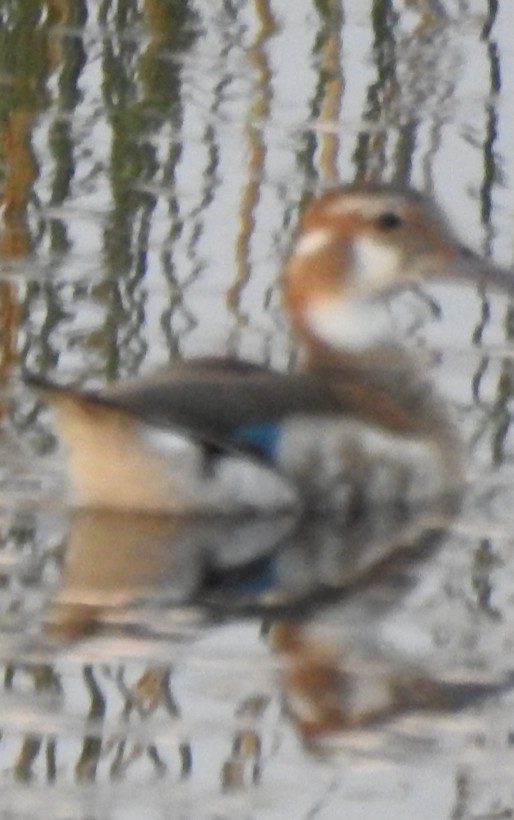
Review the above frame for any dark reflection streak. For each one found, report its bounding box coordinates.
[491,359,514,467]
[20,281,65,374]
[451,770,472,820]
[0,4,48,257]
[480,0,499,42]
[107,666,186,778]
[476,1,500,267]
[100,0,200,377]
[314,0,344,185]
[471,288,491,349]
[147,745,167,776]
[297,7,334,188]
[472,539,501,620]
[109,668,139,777]
[222,729,262,790]
[4,664,15,690]
[160,51,224,353]
[46,129,72,255]
[159,669,182,719]
[182,138,218,305]
[408,20,457,195]
[222,0,245,18]
[268,172,311,363]
[137,1,199,357]
[467,396,494,462]
[420,116,442,194]
[46,738,57,783]
[161,3,242,355]
[160,148,189,358]
[100,30,150,377]
[392,120,417,186]
[100,0,139,30]
[479,7,500,243]
[5,664,62,783]
[75,664,105,782]
[160,263,197,359]
[470,356,490,426]
[1,4,88,383]
[13,735,41,783]
[110,735,129,779]
[179,740,193,778]
[478,1,511,466]
[353,0,398,180]
[227,0,276,353]
[98,0,110,26]
[469,289,492,460]
[47,1,88,255]
[160,674,194,777]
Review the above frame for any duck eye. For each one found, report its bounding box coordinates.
[375,212,402,230]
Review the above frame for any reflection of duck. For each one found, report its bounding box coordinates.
[44,511,295,639]
[270,618,513,745]
[43,509,513,748]
[28,184,514,514]
[44,496,436,640]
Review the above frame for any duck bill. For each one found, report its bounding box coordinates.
[448,252,514,295]
[398,248,514,297]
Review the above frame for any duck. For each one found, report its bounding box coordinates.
[27,183,514,516]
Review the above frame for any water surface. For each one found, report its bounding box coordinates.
[1,2,514,818]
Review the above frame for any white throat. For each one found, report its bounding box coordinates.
[305,297,392,351]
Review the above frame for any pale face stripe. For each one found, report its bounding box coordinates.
[293,227,334,259]
[352,235,402,290]
[325,194,407,219]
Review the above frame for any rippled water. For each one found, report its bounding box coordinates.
[1,2,514,818]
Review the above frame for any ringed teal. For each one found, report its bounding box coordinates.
[28,184,514,515]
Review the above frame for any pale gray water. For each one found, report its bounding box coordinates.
[1,2,514,818]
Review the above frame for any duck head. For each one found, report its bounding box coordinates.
[283,183,514,361]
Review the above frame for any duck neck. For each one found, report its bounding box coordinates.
[300,335,464,496]
[300,334,409,373]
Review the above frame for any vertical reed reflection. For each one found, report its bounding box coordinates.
[227,0,277,349]
[314,0,344,184]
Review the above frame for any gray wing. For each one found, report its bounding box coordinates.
[25,358,343,462]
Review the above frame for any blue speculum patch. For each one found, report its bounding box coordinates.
[234,423,281,461]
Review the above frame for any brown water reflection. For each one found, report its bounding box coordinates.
[38,489,509,748]
[43,494,506,746]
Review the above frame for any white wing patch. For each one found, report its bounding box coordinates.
[140,426,297,513]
